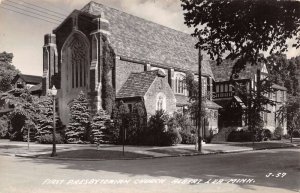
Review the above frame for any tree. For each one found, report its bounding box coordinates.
[267,54,300,142]
[185,71,208,149]
[1,88,41,141]
[182,0,300,73]
[0,52,20,92]
[266,54,300,96]
[181,0,300,146]
[277,95,300,142]
[234,74,276,141]
[65,91,90,143]
[90,109,111,144]
[36,95,64,142]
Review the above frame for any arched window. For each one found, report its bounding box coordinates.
[156,92,166,111]
[69,37,88,89]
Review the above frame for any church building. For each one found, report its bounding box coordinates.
[42,1,221,134]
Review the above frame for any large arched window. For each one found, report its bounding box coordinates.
[70,38,87,88]
[61,31,89,93]
[156,92,166,111]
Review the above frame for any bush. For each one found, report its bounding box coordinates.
[204,129,214,143]
[256,129,273,141]
[292,130,300,138]
[273,126,283,140]
[180,128,196,144]
[37,134,64,144]
[9,112,26,141]
[0,115,9,139]
[228,130,252,142]
[172,112,196,144]
[282,134,290,139]
[139,110,182,146]
[161,128,182,146]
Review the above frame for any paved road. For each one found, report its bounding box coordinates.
[0,148,299,193]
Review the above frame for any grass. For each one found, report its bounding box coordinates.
[148,148,199,156]
[37,149,153,159]
[228,141,295,150]
[0,145,22,149]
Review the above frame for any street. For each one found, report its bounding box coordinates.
[0,148,299,193]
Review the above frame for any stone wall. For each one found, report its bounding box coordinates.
[144,76,176,116]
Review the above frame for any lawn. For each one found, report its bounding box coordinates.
[148,148,199,156]
[37,149,153,159]
[228,141,295,150]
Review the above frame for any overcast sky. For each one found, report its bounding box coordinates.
[0,0,299,76]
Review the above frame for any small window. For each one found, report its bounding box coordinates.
[128,104,133,113]
[156,93,166,111]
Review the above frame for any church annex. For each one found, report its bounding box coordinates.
[42,1,220,134]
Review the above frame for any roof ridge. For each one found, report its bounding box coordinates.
[84,1,192,36]
[19,74,42,78]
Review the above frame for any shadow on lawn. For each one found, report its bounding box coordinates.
[227,142,295,150]
[37,149,153,159]
[16,148,300,192]
[0,145,23,149]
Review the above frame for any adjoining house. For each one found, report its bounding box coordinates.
[0,74,43,116]
[11,74,43,96]
[211,61,287,134]
[42,1,221,133]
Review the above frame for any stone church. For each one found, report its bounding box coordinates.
[42,1,221,135]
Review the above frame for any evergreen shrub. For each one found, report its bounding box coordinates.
[228,130,252,142]
[0,115,9,139]
[38,133,64,144]
[273,126,283,140]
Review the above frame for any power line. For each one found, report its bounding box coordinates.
[0,5,60,24]
[8,0,68,17]
[28,0,70,14]
[2,2,63,22]
[6,0,66,19]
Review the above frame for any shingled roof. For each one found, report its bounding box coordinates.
[117,70,163,99]
[81,1,213,78]
[211,60,263,82]
[12,74,42,85]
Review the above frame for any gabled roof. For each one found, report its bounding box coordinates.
[211,60,265,82]
[117,70,163,99]
[81,1,213,78]
[204,100,222,109]
[215,96,246,109]
[29,83,42,92]
[233,96,246,109]
[272,84,287,91]
[12,74,42,85]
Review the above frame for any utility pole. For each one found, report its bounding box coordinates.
[198,34,203,152]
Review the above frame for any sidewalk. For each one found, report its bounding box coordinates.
[0,139,298,160]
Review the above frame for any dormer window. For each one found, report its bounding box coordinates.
[16,81,23,88]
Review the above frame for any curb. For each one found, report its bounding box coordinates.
[13,148,253,161]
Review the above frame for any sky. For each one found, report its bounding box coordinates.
[0,0,299,76]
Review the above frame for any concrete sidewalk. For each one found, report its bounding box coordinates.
[0,139,298,160]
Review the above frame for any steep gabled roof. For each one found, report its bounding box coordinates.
[81,1,213,78]
[272,84,287,91]
[12,74,42,85]
[211,60,264,82]
[29,83,42,92]
[117,70,163,99]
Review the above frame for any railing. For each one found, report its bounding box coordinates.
[214,92,234,99]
